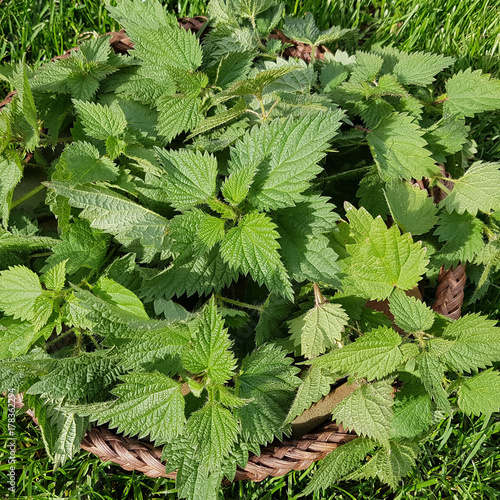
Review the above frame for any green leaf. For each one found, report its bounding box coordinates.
[0,112,11,154]
[391,377,432,438]
[389,289,435,333]
[273,195,341,285]
[0,150,23,227]
[0,317,47,359]
[444,68,500,118]
[289,302,349,359]
[29,396,89,469]
[220,211,293,300]
[94,277,148,320]
[235,344,301,444]
[424,117,470,163]
[343,205,429,300]
[155,149,218,210]
[350,52,383,82]
[49,182,169,263]
[107,0,202,72]
[313,326,403,380]
[181,297,236,385]
[303,437,376,495]
[73,99,126,141]
[0,265,42,322]
[42,260,67,293]
[41,219,109,276]
[439,162,500,215]
[417,352,450,411]
[433,211,484,267]
[156,93,202,143]
[285,365,335,424]
[28,351,122,402]
[367,113,440,181]
[255,292,294,346]
[71,371,185,446]
[0,231,59,253]
[346,440,419,489]
[440,313,500,373]
[384,181,438,235]
[140,246,239,301]
[457,370,500,416]
[227,110,343,210]
[282,13,354,47]
[186,400,239,472]
[392,51,454,86]
[331,380,394,445]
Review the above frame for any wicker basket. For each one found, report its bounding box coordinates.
[3,17,467,484]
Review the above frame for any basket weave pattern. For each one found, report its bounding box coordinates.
[4,18,466,483]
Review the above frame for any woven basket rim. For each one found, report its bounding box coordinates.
[3,16,467,484]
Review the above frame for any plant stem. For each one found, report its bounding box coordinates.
[10,184,46,209]
[216,295,263,312]
[312,166,372,184]
[434,180,452,195]
[45,328,75,348]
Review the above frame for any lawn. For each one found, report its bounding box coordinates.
[1,0,499,498]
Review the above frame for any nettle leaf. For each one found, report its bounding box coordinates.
[262,57,316,94]
[140,246,239,301]
[226,110,343,210]
[417,352,450,412]
[433,211,485,267]
[346,440,419,489]
[424,117,470,163]
[367,112,440,181]
[28,396,89,469]
[94,276,148,320]
[282,13,354,47]
[49,182,169,262]
[28,351,122,402]
[220,211,293,301]
[440,313,500,373]
[289,302,349,359]
[107,0,202,72]
[273,195,341,285]
[72,371,185,446]
[0,112,11,154]
[285,365,335,424]
[185,400,239,472]
[235,344,301,444]
[331,380,394,445]
[41,219,109,276]
[55,141,119,185]
[313,326,403,380]
[114,322,190,373]
[457,370,500,416]
[156,93,203,143]
[43,260,67,293]
[392,51,455,86]
[303,437,376,495]
[444,68,500,118]
[73,99,126,141]
[0,265,43,322]
[343,205,429,300]
[0,317,47,359]
[181,297,236,385]
[389,289,435,333]
[155,149,218,210]
[439,162,500,215]
[350,52,383,82]
[391,377,433,438]
[0,150,23,226]
[255,292,294,346]
[384,181,438,235]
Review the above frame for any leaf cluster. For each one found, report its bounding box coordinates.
[1,0,500,498]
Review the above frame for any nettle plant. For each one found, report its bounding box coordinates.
[1,0,500,497]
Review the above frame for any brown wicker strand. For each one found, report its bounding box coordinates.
[432,265,467,319]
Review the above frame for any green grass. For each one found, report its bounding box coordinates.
[1,401,499,499]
